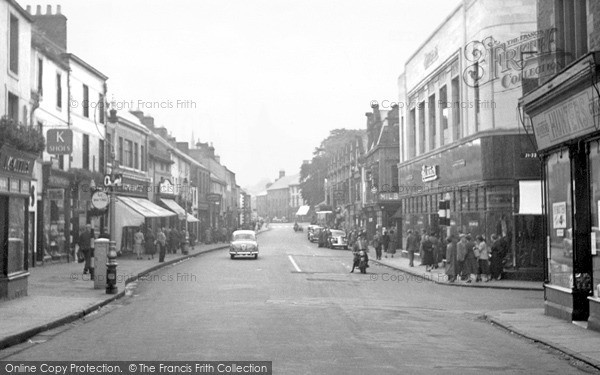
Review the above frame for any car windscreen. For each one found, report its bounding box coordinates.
[233,234,255,241]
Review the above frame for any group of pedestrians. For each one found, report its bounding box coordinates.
[404,229,509,283]
[444,233,508,283]
[134,226,192,263]
[405,230,444,271]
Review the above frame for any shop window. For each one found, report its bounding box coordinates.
[7,196,25,274]
[546,150,572,288]
[469,188,478,211]
[588,142,600,284]
[461,190,469,211]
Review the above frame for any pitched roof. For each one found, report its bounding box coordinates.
[267,173,300,191]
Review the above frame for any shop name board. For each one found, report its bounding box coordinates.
[421,165,438,182]
[379,192,400,201]
[531,86,597,150]
[0,146,35,176]
[48,188,64,201]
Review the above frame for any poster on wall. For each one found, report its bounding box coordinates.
[552,202,566,229]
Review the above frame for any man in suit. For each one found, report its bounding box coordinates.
[78,224,93,275]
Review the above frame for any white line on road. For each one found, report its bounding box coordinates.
[288,255,302,272]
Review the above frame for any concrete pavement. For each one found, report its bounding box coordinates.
[0,227,269,350]
[370,248,600,370]
[369,249,544,291]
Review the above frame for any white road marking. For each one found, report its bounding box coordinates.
[288,255,302,272]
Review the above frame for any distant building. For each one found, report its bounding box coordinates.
[266,171,304,220]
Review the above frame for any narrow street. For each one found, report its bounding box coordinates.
[2,225,595,374]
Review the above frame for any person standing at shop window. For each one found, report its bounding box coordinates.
[78,224,93,275]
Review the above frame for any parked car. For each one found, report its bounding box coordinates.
[307,225,322,242]
[328,229,348,249]
[230,230,259,259]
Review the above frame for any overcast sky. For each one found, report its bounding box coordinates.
[24,0,461,188]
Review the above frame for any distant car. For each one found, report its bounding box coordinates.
[308,225,323,242]
[230,230,259,259]
[328,229,348,249]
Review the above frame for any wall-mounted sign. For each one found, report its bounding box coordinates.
[159,178,175,195]
[46,129,73,155]
[531,86,597,151]
[48,188,65,201]
[206,193,222,202]
[0,146,35,176]
[421,165,438,182]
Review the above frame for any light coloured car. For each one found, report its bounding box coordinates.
[328,229,348,249]
[230,230,259,259]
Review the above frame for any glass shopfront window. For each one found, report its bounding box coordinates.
[7,197,25,274]
[546,151,573,288]
[588,141,600,286]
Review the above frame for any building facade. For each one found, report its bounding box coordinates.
[522,0,600,328]
[396,0,542,280]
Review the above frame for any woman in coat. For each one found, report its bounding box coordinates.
[386,230,397,258]
[145,228,156,260]
[490,234,504,280]
[445,236,457,282]
[381,229,390,258]
[421,234,435,271]
[462,235,478,283]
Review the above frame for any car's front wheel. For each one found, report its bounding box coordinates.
[230,254,235,259]
[254,254,258,259]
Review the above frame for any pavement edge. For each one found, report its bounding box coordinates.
[484,314,600,371]
[0,228,271,351]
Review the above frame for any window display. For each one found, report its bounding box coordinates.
[546,151,572,288]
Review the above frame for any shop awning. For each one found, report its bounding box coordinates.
[295,205,310,216]
[160,198,187,220]
[187,213,200,223]
[119,196,176,218]
[517,180,542,215]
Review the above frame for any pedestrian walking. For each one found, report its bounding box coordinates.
[475,235,491,282]
[169,227,180,254]
[387,230,397,258]
[145,227,156,260]
[462,235,478,283]
[78,224,93,275]
[445,236,457,282]
[429,232,442,269]
[134,227,145,260]
[406,230,419,267]
[156,228,167,263]
[456,234,467,280]
[382,229,390,258]
[489,234,506,280]
[373,230,382,260]
[420,233,435,271]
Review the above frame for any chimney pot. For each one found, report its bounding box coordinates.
[46,5,52,15]
[26,5,31,13]
[36,5,41,14]
[56,5,61,14]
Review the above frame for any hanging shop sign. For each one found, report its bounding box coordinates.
[91,191,109,210]
[46,129,73,155]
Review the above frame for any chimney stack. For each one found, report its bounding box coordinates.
[31,5,68,50]
[279,170,285,179]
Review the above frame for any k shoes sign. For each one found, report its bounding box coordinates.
[47,129,73,155]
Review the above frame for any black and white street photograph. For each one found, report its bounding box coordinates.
[1,0,600,374]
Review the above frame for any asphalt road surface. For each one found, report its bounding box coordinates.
[2,224,598,374]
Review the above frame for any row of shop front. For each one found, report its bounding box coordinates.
[523,52,600,330]
[339,132,544,281]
